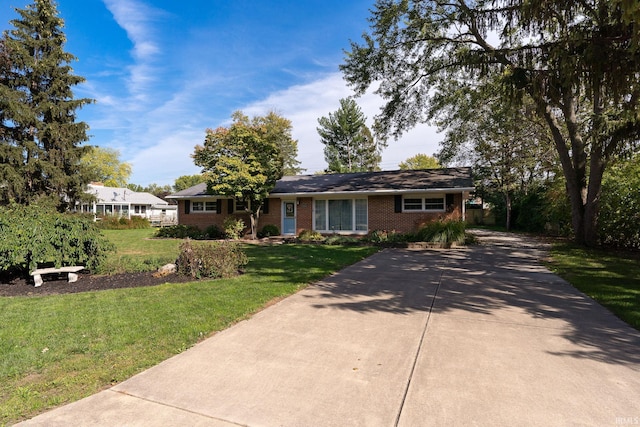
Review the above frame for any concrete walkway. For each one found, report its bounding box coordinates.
[17,231,640,426]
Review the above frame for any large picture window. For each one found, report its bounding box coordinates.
[314,198,368,232]
[403,196,445,212]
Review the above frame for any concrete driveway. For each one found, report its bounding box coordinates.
[17,231,640,426]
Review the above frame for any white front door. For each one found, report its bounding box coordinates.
[282,201,296,235]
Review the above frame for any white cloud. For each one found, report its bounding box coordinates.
[242,73,443,173]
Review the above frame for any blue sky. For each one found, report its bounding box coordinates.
[1,0,442,186]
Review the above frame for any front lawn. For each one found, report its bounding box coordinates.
[0,236,378,425]
[547,243,640,331]
[97,228,181,273]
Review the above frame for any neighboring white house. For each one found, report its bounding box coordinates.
[80,183,177,225]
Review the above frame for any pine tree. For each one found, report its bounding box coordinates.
[317,98,382,173]
[0,0,93,210]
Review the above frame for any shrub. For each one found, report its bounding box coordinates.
[96,215,151,230]
[0,205,114,273]
[325,235,359,245]
[223,216,245,240]
[155,225,202,239]
[204,224,224,239]
[417,220,467,245]
[176,240,248,279]
[298,229,325,242]
[257,224,280,238]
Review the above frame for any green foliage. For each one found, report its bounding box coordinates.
[223,216,246,240]
[298,229,325,242]
[176,240,248,279]
[96,216,150,230]
[341,0,640,246]
[317,98,382,173]
[257,224,280,238]
[80,147,132,187]
[598,155,640,248]
[325,235,359,245]
[398,154,441,170]
[173,174,204,192]
[0,0,93,210]
[193,111,288,238]
[204,224,224,239]
[416,220,467,245]
[365,230,412,244]
[155,225,203,239]
[0,205,114,273]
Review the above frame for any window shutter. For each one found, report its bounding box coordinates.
[446,193,454,211]
[184,200,190,214]
[228,199,234,214]
[216,199,222,214]
[394,195,402,213]
[262,199,269,214]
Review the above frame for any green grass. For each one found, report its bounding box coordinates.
[0,232,378,425]
[547,243,640,331]
[98,229,182,273]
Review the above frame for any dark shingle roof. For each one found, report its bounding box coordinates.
[167,167,473,198]
[272,167,473,195]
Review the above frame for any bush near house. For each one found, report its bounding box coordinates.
[96,216,151,230]
[258,224,280,238]
[156,225,204,239]
[0,205,114,273]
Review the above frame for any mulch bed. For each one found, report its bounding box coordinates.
[0,270,198,297]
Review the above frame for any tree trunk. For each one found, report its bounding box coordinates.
[504,191,512,231]
[249,207,261,240]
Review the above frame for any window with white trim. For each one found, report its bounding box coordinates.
[314,198,368,232]
[192,201,218,212]
[403,196,445,212]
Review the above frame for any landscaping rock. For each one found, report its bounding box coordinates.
[155,263,177,277]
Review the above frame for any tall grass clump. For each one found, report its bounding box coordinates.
[417,220,467,245]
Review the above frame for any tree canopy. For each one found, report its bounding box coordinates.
[398,154,440,170]
[1,0,93,210]
[342,0,640,246]
[232,111,303,176]
[173,174,204,192]
[192,111,285,239]
[317,98,382,173]
[81,147,132,187]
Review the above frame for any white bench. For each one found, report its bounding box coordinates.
[30,266,85,287]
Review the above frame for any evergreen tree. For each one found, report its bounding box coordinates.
[317,98,382,173]
[0,0,93,210]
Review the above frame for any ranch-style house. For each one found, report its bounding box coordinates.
[167,167,474,236]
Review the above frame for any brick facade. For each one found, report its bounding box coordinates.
[177,198,283,236]
[367,194,463,233]
[177,193,465,236]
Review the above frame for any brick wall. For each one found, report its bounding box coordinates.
[177,194,465,236]
[367,194,463,233]
[294,197,313,234]
[176,198,282,235]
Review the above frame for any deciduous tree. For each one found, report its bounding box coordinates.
[342,0,640,246]
[81,147,132,187]
[0,0,93,210]
[398,154,440,170]
[193,111,284,239]
[173,174,204,192]
[317,98,382,173]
